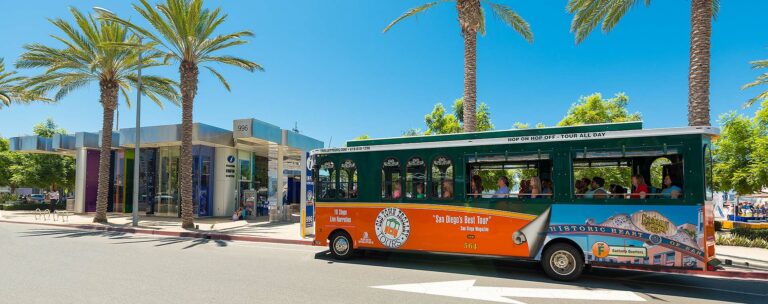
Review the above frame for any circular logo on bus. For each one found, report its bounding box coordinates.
[374,207,411,249]
[592,242,610,259]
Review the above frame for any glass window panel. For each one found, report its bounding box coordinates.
[318,160,336,199]
[381,158,401,199]
[406,157,426,199]
[340,160,358,199]
[432,156,453,199]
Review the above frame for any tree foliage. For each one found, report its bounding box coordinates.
[425,99,494,135]
[558,92,641,126]
[0,119,75,192]
[713,101,768,194]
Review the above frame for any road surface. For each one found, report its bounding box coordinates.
[0,222,764,304]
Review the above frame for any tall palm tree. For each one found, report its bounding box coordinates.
[17,7,180,223]
[566,0,720,126]
[0,58,48,108]
[105,0,262,228]
[384,0,533,132]
[742,59,768,107]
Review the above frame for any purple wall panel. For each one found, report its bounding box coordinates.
[85,150,100,212]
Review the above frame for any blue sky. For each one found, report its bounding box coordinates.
[1,1,767,147]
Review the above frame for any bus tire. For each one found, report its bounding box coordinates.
[329,231,354,260]
[541,242,583,281]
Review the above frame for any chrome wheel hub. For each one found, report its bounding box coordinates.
[550,250,576,276]
[334,237,349,255]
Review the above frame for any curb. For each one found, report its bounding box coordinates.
[0,219,314,246]
[595,264,768,280]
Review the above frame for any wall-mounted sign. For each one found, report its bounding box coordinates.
[233,119,252,138]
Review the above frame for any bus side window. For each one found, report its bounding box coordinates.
[431,156,454,199]
[340,160,358,199]
[572,148,684,200]
[381,158,401,200]
[318,160,336,199]
[406,157,427,199]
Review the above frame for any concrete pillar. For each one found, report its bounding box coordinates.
[273,145,285,222]
[74,148,87,213]
[213,147,237,217]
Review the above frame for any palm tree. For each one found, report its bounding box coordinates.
[0,58,48,108]
[566,0,720,126]
[105,0,262,228]
[384,0,533,132]
[742,59,768,107]
[17,7,180,223]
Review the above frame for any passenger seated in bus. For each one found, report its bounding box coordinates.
[541,179,553,195]
[392,183,402,199]
[661,175,682,199]
[529,177,542,198]
[585,177,608,199]
[494,176,510,198]
[610,184,628,199]
[470,175,483,197]
[631,174,649,199]
[415,183,426,199]
[519,179,530,198]
[575,178,591,197]
[442,180,453,198]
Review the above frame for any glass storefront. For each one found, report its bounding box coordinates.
[156,147,180,217]
[237,151,269,218]
[193,146,214,217]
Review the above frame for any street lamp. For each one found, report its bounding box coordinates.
[94,7,142,227]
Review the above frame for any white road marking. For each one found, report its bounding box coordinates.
[372,280,646,303]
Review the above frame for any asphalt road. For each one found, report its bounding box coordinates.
[0,222,765,304]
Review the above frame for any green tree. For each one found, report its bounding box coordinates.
[566,0,719,126]
[18,7,180,223]
[742,58,768,107]
[425,100,494,135]
[557,92,640,126]
[402,128,423,137]
[0,58,48,108]
[558,92,641,188]
[713,101,768,194]
[33,118,67,138]
[2,119,76,193]
[106,0,263,228]
[384,0,533,132]
[425,103,462,135]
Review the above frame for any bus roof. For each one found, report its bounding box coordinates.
[313,122,719,155]
[347,121,644,147]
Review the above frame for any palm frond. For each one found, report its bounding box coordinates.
[383,1,447,33]
[486,2,533,43]
[203,66,230,91]
[567,0,663,44]
[201,55,263,72]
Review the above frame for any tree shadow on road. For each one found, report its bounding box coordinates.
[315,250,768,303]
[18,228,230,249]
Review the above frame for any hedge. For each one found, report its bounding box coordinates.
[730,228,768,242]
[1,202,66,211]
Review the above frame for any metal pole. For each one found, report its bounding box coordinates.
[132,37,142,227]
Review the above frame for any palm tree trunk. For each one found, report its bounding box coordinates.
[687,0,712,126]
[462,31,478,133]
[93,80,118,223]
[457,0,481,133]
[179,61,198,229]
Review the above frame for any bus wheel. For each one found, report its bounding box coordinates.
[542,243,583,281]
[329,231,354,260]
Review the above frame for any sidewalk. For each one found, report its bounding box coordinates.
[0,210,313,245]
[716,245,768,272]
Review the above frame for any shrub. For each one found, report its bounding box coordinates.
[1,202,66,211]
[730,228,768,242]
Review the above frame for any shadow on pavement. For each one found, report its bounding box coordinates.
[18,228,230,249]
[315,249,768,303]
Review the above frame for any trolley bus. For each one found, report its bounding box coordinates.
[311,122,718,281]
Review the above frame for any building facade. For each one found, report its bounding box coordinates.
[9,118,323,220]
